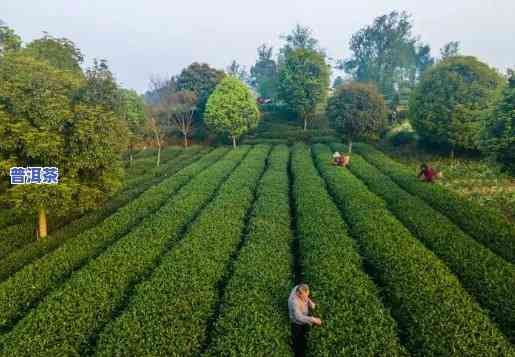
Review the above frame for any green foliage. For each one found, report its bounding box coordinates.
[278,48,330,129]
[292,143,407,356]
[0,53,127,220]
[440,41,461,60]
[0,25,22,55]
[312,144,514,356]
[0,148,228,333]
[95,146,268,356]
[390,130,417,146]
[354,143,515,264]
[0,147,248,356]
[176,62,225,117]
[77,59,122,113]
[204,76,260,145]
[327,82,387,145]
[24,33,84,73]
[205,145,293,356]
[0,147,206,282]
[337,145,515,341]
[250,44,278,99]
[481,70,515,172]
[119,88,147,143]
[409,56,503,151]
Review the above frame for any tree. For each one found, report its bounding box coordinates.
[145,110,165,167]
[440,41,460,60]
[0,22,22,56]
[327,82,388,152]
[120,89,147,166]
[161,90,197,147]
[332,76,345,89]
[250,44,278,99]
[24,33,84,73]
[227,60,248,83]
[145,75,178,105]
[0,53,127,238]
[409,56,503,154]
[481,70,515,172]
[77,59,121,113]
[176,63,225,118]
[341,11,431,102]
[278,48,330,130]
[280,24,320,58]
[204,76,260,148]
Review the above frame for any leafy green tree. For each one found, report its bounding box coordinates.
[0,22,22,56]
[481,70,515,172]
[327,82,388,152]
[0,53,127,238]
[342,11,432,102]
[24,33,84,73]
[78,59,121,113]
[204,76,260,148]
[409,56,503,154]
[119,89,147,165]
[227,60,248,83]
[176,62,225,118]
[250,44,278,99]
[278,48,330,130]
[280,24,320,59]
[440,41,461,60]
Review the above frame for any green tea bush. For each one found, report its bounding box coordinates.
[335,145,515,341]
[205,145,293,356]
[312,144,514,356]
[292,143,407,356]
[0,148,229,333]
[354,143,515,264]
[0,147,251,355]
[95,146,270,356]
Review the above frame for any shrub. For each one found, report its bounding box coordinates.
[312,144,514,356]
[390,130,417,146]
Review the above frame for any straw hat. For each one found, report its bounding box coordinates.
[332,152,341,158]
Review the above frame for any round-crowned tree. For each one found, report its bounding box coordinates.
[327,82,388,152]
[409,56,503,154]
[204,76,260,148]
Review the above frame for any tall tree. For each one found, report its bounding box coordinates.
[250,44,278,99]
[119,89,147,166]
[227,60,248,83]
[24,33,84,73]
[342,11,430,103]
[176,62,225,118]
[205,77,260,148]
[77,59,121,113]
[278,48,330,130]
[440,41,461,60]
[280,24,320,57]
[0,53,127,238]
[145,108,165,167]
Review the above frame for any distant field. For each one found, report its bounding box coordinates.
[0,143,514,356]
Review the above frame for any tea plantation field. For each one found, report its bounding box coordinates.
[0,143,514,356]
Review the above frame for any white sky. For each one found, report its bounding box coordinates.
[2,0,514,93]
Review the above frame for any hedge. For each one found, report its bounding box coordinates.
[0,148,208,282]
[312,144,514,356]
[333,144,515,341]
[95,145,270,356]
[354,143,515,264]
[0,147,252,355]
[292,143,407,356]
[204,145,294,356]
[0,147,229,334]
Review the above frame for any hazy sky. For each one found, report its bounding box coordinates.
[2,1,514,93]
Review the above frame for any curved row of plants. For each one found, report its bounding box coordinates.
[0,147,229,334]
[0,146,252,355]
[0,146,206,268]
[292,143,407,356]
[94,145,271,356]
[204,145,294,356]
[333,144,515,341]
[312,144,514,356]
[354,143,515,264]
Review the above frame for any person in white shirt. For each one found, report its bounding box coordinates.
[288,284,322,356]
